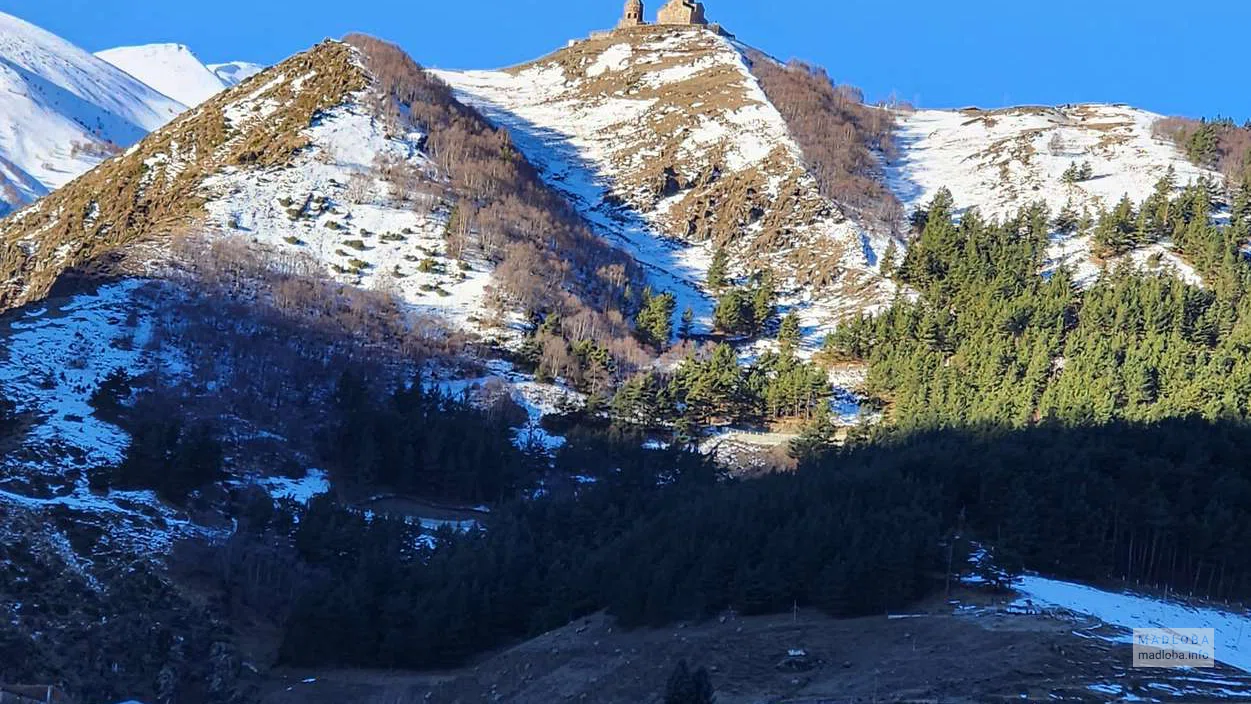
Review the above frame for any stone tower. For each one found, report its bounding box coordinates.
[618,0,645,27]
[656,0,708,25]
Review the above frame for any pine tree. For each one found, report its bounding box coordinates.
[788,405,838,461]
[713,288,752,336]
[750,275,777,334]
[881,240,899,278]
[1062,162,1080,185]
[707,248,729,291]
[637,289,677,348]
[778,312,802,354]
[1054,199,1080,235]
[1093,194,1139,255]
[680,306,695,339]
[1187,121,1219,166]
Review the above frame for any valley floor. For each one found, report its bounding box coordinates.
[258,587,1251,703]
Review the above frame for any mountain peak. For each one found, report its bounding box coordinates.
[438,25,897,326]
[207,60,265,86]
[0,39,367,310]
[0,11,186,213]
[96,42,229,107]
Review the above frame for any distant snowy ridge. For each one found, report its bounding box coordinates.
[208,60,265,86]
[0,11,185,212]
[96,43,228,107]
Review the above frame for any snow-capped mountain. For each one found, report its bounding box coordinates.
[96,42,231,107]
[0,11,185,215]
[0,39,496,323]
[207,59,265,86]
[437,26,896,329]
[0,35,593,584]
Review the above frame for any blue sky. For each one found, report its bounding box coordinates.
[8,0,1250,121]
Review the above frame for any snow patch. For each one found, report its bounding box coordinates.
[1015,575,1251,673]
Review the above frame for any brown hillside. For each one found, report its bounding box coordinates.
[0,41,366,312]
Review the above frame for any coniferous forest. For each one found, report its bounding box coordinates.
[258,168,1251,669]
[65,161,1247,680]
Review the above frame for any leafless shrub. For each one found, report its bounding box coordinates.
[345,172,375,204]
[745,53,904,229]
[343,34,645,325]
[1154,115,1251,182]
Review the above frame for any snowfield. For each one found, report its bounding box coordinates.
[0,12,186,212]
[0,280,185,468]
[201,99,498,333]
[207,60,265,86]
[890,104,1220,288]
[1016,575,1251,673]
[890,105,1217,221]
[96,43,230,107]
[0,281,217,554]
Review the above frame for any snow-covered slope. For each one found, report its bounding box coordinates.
[96,43,228,107]
[1016,574,1251,674]
[0,11,185,214]
[0,39,492,325]
[890,104,1217,221]
[437,25,896,331]
[890,104,1221,287]
[208,60,265,86]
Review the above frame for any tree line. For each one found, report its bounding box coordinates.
[829,179,1251,430]
[257,415,1251,671]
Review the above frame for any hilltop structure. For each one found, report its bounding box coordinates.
[617,0,709,28]
[657,0,707,25]
[618,0,645,27]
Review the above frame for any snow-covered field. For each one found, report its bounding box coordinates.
[0,12,186,212]
[0,281,222,553]
[0,280,184,468]
[1016,575,1251,673]
[890,105,1216,221]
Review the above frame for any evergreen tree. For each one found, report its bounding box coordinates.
[1093,194,1139,255]
[778,312,802,354]
[881,240,900,278]
[680,306,695,339]
[713,288,753,336]
[707,248,729,291]
[637,289,677,348]
[1187,120,1219,166]
[89,367,133,418]
[788,404,838,460]
[750,274,777,333]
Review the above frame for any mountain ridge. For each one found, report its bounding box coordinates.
[0,11,186,214]
[96,42,232,107]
